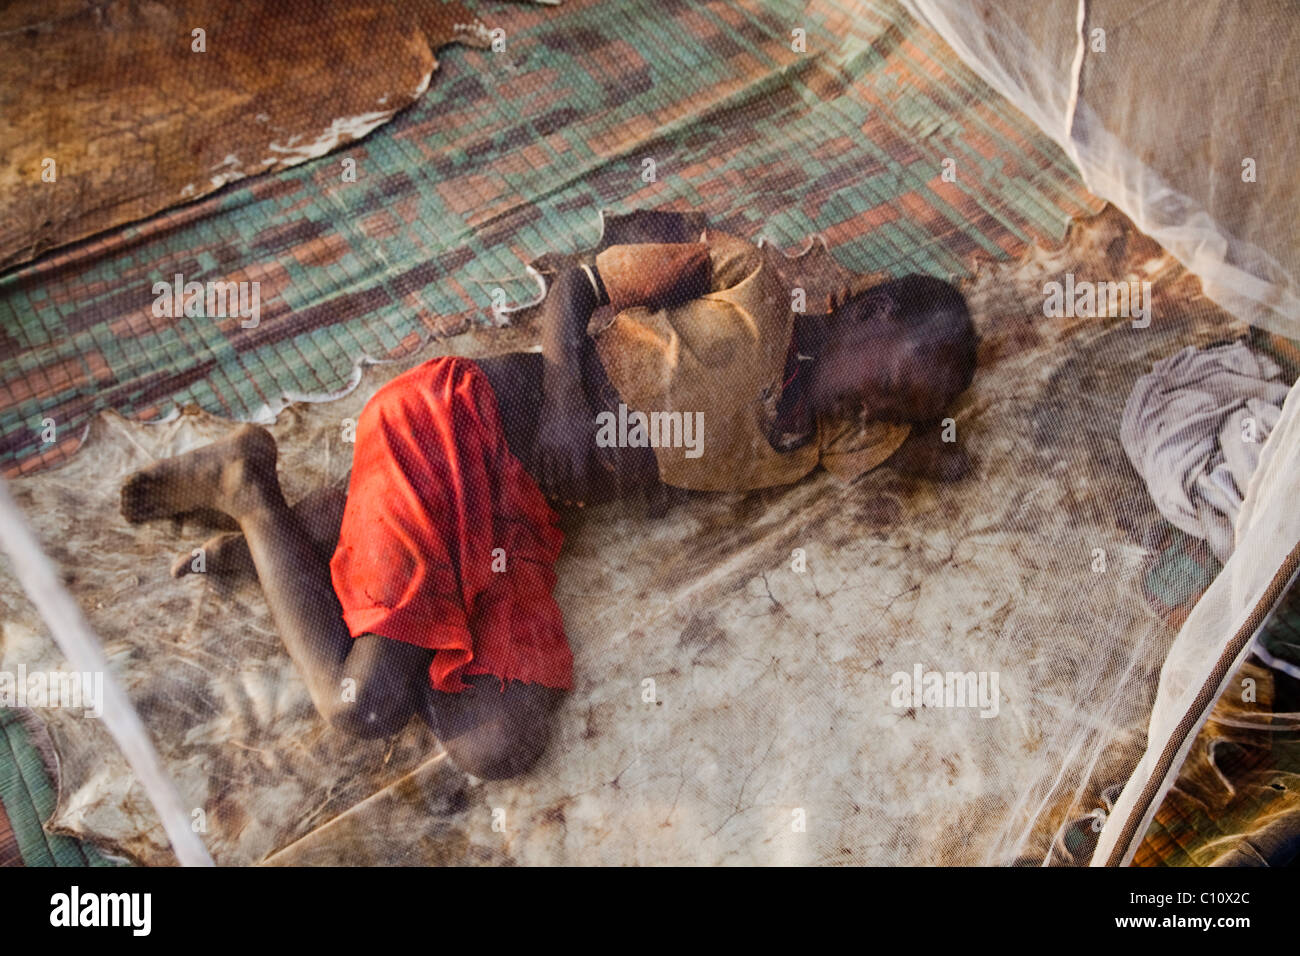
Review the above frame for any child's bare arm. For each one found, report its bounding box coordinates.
[535,267,603,503]
[540,267,600,411]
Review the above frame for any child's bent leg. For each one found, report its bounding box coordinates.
[333,357,574,779]
[418,675,563,780]
[121,425,428,738]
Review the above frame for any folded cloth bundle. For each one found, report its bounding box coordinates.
[1120,342,1291,562]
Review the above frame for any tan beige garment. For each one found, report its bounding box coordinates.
[592,231,909,492]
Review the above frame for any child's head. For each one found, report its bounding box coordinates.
[808,274,977,423]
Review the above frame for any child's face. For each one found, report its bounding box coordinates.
[811,304,949,423]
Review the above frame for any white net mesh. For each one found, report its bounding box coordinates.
[1,0,1297,868]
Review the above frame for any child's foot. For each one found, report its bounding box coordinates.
[120,424,278,524]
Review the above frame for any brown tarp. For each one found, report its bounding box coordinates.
[0,0,492,269]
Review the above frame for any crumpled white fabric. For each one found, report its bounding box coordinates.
[1120,342,1290,562]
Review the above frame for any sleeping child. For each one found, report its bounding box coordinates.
[119,214,978,780]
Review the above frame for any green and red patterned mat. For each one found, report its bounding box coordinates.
[0,0,1101,476]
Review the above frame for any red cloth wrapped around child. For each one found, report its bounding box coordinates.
[329,357,572,694]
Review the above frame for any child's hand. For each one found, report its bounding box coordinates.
[888,425,974,482]
[534,399,603,507]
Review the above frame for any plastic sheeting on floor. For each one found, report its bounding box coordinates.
[0,207,1270,865]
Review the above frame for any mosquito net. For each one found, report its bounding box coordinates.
[0,0,1296,868]
[900,0,1300,338]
